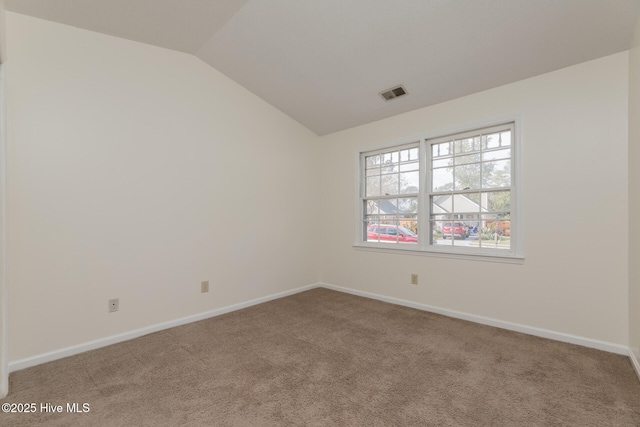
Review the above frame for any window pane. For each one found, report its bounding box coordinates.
[365,222,379,242]
[433,142,451,158]
[400,149,410,162]
[409,148,419,160]
[453,194,479,213]
[432,167,453,191]
[482,148,510,161]
[473,136,482,151]
[432,194,452,213]
[431,213,452,221]
[398,197,418,214]
[439,220,465,243]
[500,131,511,147]
[401,219,418,235]
[399,217,418,244]
[482,159,510,188]
[399,171,419,194]
[365,200,379,215]
[486,133,501,149]
[454,138,476,154]
[366,176,380,197]
[452,223,471,246]
[438,220,469,242]
[379,199,398,214]
[496,220,511,236]
[465,192,480,205]
[364,216,380,242]
[366,167,380,176]
[366,216,418,244]
[480,191,510,212]
[454,163,481,190]
[379,215,398,225]
[400,161,419,172]
[431,221,447,243]
[433,158,451,168]
[381,163,398,174]
[479,218,511,250]
[381,174,399,195]
[366,155,380,169]
[455,153,481,165]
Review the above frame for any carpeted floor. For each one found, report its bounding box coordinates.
[1,288,639,426]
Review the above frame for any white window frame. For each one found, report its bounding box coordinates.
[355,121,523,263]
[360,142,421,245]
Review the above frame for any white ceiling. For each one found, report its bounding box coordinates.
[6,0,640,135]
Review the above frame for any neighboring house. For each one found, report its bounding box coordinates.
[369,199,418,232]
[369,194,508,234]
[432,194,486,217]
[433,193,510,234]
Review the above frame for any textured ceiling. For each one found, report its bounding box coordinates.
[6,0,640,135]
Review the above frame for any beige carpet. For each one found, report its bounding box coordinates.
[1,288,639,426]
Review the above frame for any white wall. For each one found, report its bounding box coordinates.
[5,10,635,367]
[6,13,320,362]
[0,0,8,399]
[629,13,640,361]
[319,52,630,346]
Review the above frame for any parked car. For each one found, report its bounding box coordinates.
[442,222,469,239]
[367,224,418,242]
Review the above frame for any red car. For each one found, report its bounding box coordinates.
[442,222,469,239]
[367,225,418,242]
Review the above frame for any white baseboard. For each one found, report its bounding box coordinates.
[318,282,630,356]
[8,283,319,373]
[8,282,637,376]
[629,348,640,382]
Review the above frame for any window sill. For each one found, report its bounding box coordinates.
[353,243,524,264]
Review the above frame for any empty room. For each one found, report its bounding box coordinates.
[1,0,640,425]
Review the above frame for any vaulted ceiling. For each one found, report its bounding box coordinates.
[6,0,640,135]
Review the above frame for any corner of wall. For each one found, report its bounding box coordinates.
[628,10,640,383]
[0,0,5,65]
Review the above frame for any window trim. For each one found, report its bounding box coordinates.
[360,141,420,245]
[354,119,523,263]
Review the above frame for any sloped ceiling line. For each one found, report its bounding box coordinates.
[6,0,640,135]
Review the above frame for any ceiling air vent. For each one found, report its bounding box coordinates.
[380,85,407,101]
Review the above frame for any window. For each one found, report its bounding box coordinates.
[363,144,419,244]
[358,122,520,261]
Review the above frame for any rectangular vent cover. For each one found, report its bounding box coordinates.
[380,85,407,101]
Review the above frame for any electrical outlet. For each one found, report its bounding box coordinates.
[201,280,209,293]
[411,274,418,285]
[108,298,119,313]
